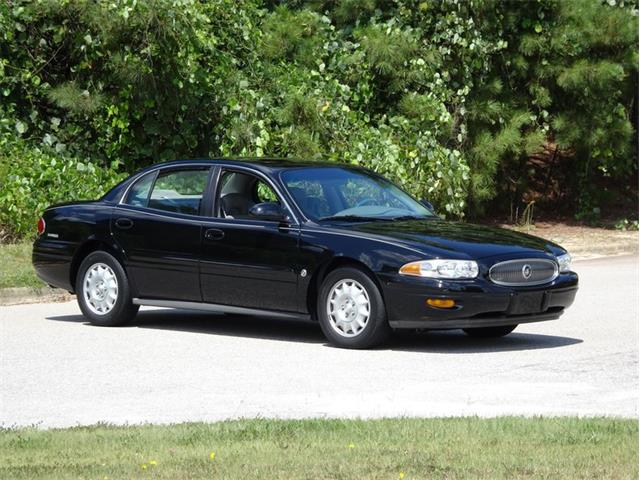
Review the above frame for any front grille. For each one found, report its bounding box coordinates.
[488,258,558,286]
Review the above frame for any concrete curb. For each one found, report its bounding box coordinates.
[0,287,74,306]
[572,252,638,262]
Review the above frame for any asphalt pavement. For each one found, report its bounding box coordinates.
[1,255,637,428]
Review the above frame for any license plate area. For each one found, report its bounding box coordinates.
[508,292,546,315]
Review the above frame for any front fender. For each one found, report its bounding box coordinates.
[297,226,427,313]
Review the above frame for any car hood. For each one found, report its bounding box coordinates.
[338,219,563,260]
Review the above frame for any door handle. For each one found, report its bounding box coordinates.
[204,228,225,241]
[115,217,134,230]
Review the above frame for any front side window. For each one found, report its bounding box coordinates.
[281,167,433,221]
[217,171,281,220]
[146,168,210,215]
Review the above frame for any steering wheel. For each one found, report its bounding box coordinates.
[355,198,377,207]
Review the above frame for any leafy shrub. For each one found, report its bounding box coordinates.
[615,218,639,231]
[0,142,125,240]
[0,0,637,238]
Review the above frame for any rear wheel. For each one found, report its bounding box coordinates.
[76,251,139,326]
[317,267,390,349]
[463,324,517,338]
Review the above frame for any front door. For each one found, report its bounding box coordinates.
[111,166,212,301]
[199,169,300,312]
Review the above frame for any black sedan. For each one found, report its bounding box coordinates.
[33,159,578,348]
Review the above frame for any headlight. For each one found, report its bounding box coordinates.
[399,259,479,279]
[557,253,572,273]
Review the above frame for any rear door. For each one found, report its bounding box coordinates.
[199,168,301,312]
[112,166,213,301]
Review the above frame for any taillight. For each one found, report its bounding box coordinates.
[37,217,46,236]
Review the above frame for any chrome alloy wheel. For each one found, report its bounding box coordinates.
[326,279,371,337]
[83,263,118,315]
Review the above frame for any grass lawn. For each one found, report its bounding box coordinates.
[0,241,43,289]
[0,417,637,479]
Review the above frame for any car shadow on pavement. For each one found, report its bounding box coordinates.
[388,329,583,353]
[48,309,325,344]
[46,308,583,353]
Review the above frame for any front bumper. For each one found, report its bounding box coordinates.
[382,271,578,330]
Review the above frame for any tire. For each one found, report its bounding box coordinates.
[75,250,139,326]
[462,324,518,338]
[317,267,390,349]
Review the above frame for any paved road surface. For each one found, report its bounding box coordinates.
[1,256,637,428]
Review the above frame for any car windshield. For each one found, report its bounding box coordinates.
[280,167,434,222]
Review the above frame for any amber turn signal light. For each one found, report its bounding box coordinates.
[426,298,455,309]
[399,262,422,276]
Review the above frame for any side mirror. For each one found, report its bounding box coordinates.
[420,199,435,212]
[249,202,287,222]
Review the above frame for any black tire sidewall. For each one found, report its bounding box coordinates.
[317,267,390,349]
[75,251,137,326]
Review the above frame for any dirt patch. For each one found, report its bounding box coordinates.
[503,222,638,260]
[0,287,74,306]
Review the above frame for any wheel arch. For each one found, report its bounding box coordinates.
[69,238,127,293]
[306,256,385,321]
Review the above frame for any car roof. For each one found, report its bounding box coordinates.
[102,158,369,203]
[142,158,359,174]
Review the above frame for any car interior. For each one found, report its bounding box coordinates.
[125,169,208,216]
[287,186,329,219]
[146,169,209,216]
[218,171,281,220]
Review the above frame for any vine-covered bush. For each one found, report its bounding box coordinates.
[0,140,124,239]
[0,0,637,238]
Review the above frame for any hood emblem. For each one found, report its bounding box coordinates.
[522,264,532,279]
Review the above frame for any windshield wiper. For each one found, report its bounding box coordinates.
[318,215,393,222]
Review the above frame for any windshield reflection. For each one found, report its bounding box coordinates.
[281,167,433,222]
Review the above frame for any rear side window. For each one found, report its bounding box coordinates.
[124,172,155,207]
[146,168,210,216]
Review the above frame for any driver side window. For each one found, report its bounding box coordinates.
[217,171,281,220]
[255,180,279,204]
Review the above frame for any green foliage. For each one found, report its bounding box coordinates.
[0,0,262,170]
[0,0,637,239]
[262,7,326,65]
[466,0,638,216]
[0,141,124,239]
[615,218,639,231]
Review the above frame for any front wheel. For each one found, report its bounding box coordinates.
[76,251,139,326]
[317,267,390,349]
[463,324,518,338]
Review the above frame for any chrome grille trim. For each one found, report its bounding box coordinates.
[488,258,558,286]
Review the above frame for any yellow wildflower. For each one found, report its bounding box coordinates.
[210,451,216,461]
[141,464,148,470]
[348,443,355,449]
[399,472,405,479]
[149,460,157,466]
